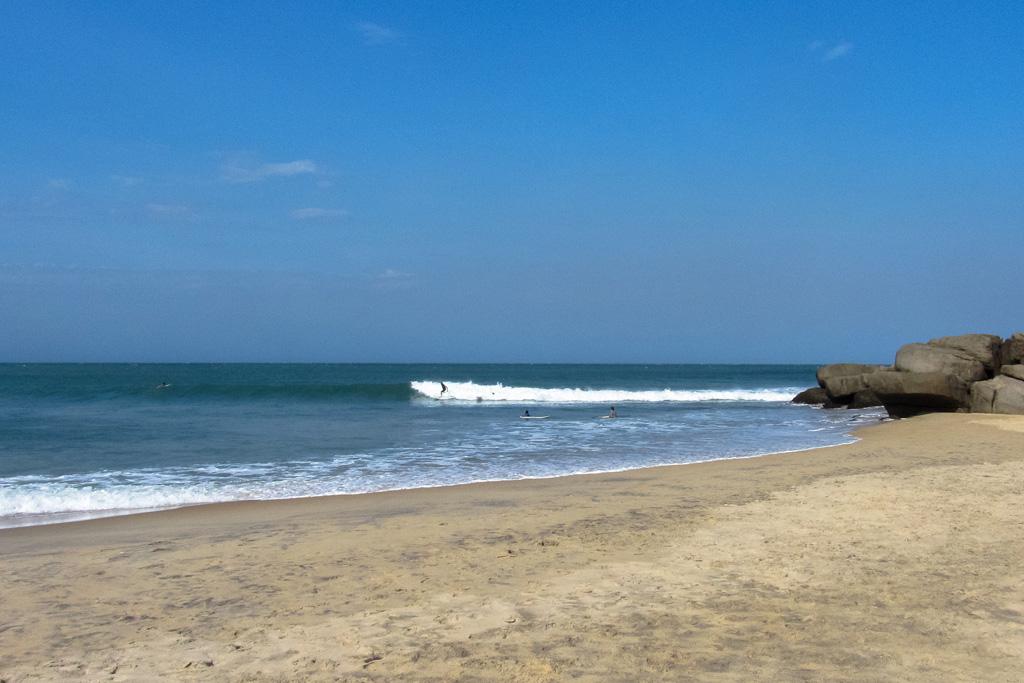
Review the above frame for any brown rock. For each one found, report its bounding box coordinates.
[816,364,888,388]
[848,390,882,409]
[792,387,829,405]
[929,334,1003,371]
[1000,365,1024,382]
[894,343,987,383]
[865,371,970,418]
[970,375,1024,414]
[815,364,888,401]
[1000,333,1024,367]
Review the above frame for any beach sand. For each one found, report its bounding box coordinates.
[2,413,1023,681]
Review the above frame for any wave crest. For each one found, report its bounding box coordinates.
[0,483,222,518]
[410,380,797,403]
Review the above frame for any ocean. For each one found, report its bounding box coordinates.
[0,364,882,528]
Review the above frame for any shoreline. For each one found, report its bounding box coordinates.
[0,420,870,533]
[3,413,1023,680]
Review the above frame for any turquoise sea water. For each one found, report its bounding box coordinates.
[0,364,882,527]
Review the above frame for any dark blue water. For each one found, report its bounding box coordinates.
[0,364,880,526]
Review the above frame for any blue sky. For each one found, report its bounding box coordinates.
[1,1,1021,362]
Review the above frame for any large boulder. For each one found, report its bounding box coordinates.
[1000,333,1024,367]
[865,371,970,418]
[970,375,1024,415]
[1000,365,1024,382]
[929,334,1003,372]
[894,343,987,383]
[792,387,828,405]
[815,364,888,401]
[848,390,882,409]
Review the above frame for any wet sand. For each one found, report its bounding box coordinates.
[2,413,1023,681]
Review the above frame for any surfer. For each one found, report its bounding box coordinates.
[608,406,617,418]
[440,382,448,397]
[523,409,530,417]
[156,382,170,390]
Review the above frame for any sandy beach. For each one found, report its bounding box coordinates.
[2,413,1023,681]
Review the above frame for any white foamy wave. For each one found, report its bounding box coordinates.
[0,483,224,517]
[411,380,798,403]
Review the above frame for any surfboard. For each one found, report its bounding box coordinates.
[520,415,550,420]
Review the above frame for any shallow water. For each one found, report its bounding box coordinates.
[0,363,880,527]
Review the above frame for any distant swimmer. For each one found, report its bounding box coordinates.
[156,382,171,390]
[440,382,448,397]
[608,406,617,418]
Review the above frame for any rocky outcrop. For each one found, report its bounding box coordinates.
[816,364,888,386]
[848,390,882,409]
[970,375,1024,414]
[1000,365,1024,382]
[815,364,887,404]
[929,334,1003,372]
[1001,333,1024,367]
[791,387,829,405]
[894,343,987,383]
[864,371,970,418]
[797,331,1024,417]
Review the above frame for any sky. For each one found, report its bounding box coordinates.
[1,1,1022,363]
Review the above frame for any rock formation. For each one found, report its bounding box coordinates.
[792,331,1024,417]
[791,387,829,405]
[970,375,1024,414]
[847,390,882,409]
[815,364,888,402]
[894,343,987,383]
[1001,365,1024,382]
[1001,333,1024,367]
[863,371,970,418]
[928,334,1003,371]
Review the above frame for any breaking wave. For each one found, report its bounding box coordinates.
[410,380,798,403]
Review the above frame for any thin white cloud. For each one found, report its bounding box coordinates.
[379,268,411,279]
[822,41,854,61]
[356,21,400,45]
[375,267,414,290]
[290,207,349,221]
[807,40,824,52]
[222,159,318,183]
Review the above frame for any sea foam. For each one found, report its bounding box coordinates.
[411,380,799,403]
[0,482,222,517]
